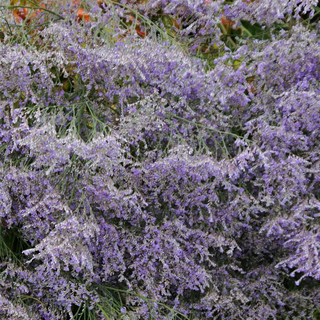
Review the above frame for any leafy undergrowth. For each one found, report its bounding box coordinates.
[1,0,320,319]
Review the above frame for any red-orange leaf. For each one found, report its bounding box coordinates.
[1,219,8,228]
[13,7,28,22]
[76,7,90,22]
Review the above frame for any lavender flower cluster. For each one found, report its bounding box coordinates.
[1,0,320,319]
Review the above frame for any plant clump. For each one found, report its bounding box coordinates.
[1,0,320,319]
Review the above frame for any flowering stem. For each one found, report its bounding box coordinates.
[166,112,250,142]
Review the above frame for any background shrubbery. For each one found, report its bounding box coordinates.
[1,0,320,319]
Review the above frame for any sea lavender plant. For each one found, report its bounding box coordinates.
[1,0,320,319]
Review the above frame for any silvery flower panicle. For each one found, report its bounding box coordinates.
[0,295,39,320]
[276,226,320,285]
[23,216,100,282]
[0,263,95,319]
[0,176,11,220]
[0,45,56,109]
[15,123,72,172]
[20,188,72,243]
[225,0,318,24]
[247,25,320,94]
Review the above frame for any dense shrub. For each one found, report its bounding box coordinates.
[1,0,320,319]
